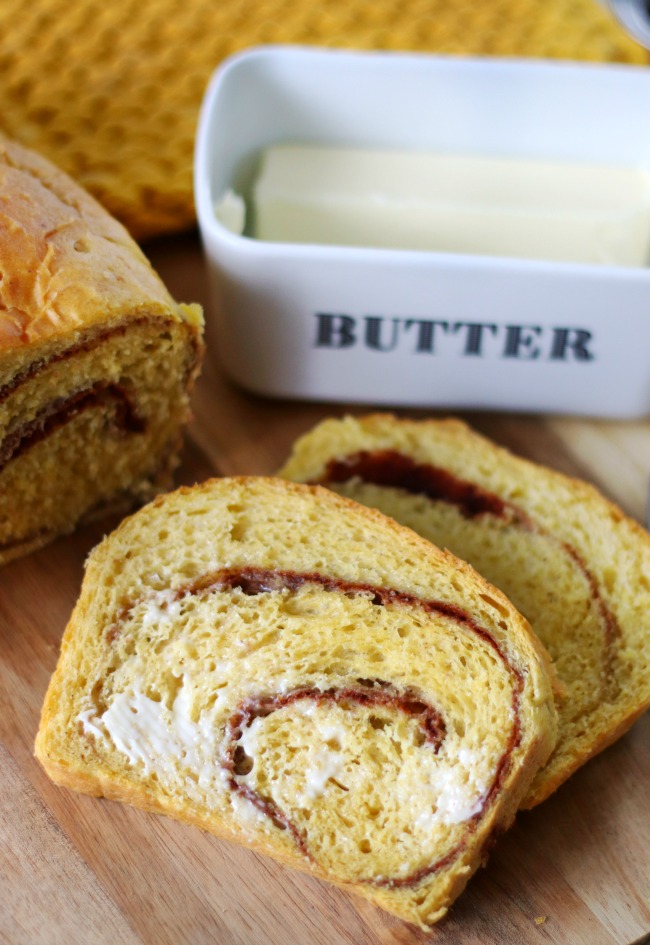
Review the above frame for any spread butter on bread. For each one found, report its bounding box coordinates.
[35,477,556,927]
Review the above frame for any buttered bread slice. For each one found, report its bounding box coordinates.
[0,137,203,565]
[36,477,556,928]
[279,415,650,807]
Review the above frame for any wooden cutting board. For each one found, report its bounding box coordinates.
[1,235,648,945]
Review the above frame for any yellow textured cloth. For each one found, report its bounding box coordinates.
[0,0,646,241]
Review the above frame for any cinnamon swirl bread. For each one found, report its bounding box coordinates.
[0,137,203,565]
[279,415,650,807]
[35,477,557,927]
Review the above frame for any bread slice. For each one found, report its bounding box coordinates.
[35,476,556,927]
[279,415,650,807]
[0,136,203,566]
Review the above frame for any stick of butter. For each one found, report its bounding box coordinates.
[245,144,650,266]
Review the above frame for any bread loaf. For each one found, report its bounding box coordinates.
[279,414,650,807]
[0,137,203,565]
[35,476,557,927]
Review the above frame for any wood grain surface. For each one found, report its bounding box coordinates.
[1,233,649,945]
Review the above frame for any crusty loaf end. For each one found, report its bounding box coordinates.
[0,137,204,565]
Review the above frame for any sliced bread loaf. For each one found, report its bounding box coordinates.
[35,476,556,927]
[279,415,650,807]
[0,137,203,566]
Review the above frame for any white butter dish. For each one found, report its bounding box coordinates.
[195,46,650,416]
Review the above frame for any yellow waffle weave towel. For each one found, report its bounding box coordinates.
[0,0,646,240]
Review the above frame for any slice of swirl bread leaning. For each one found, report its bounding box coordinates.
[35,477,557,928]
[0,136,203,566]
[279,415,650,808]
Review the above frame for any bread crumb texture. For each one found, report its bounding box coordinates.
[278,414,650,807]
[0,138,203,565]
[0,0,646,239]
[36,477,557,927]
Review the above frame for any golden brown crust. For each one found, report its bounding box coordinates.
[0,136,204,566]
[0,137,199,354]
